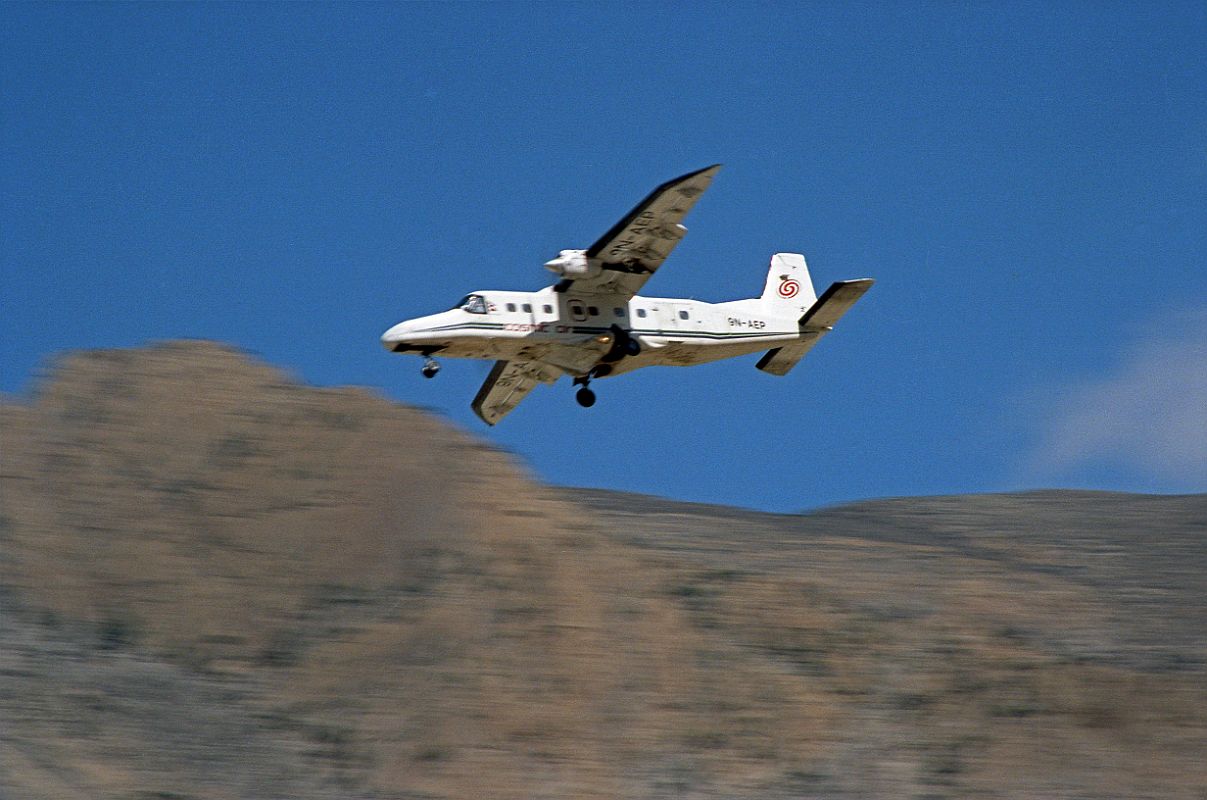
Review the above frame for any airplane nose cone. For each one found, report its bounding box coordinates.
[381,321,412,348]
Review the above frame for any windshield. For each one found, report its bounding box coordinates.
[454,294,488,314]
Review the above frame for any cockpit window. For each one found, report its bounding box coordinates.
[455,294,488,314]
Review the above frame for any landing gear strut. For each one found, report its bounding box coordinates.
[421,358,440,379]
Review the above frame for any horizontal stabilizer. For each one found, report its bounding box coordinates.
[755,335,822,376]
[757,278,873,376]
[800,279,874,330]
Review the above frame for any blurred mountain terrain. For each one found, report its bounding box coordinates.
[1,342,1204,799]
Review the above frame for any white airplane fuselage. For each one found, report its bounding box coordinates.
[381,286,802,380]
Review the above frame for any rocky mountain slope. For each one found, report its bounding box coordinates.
[1,342,1204,799]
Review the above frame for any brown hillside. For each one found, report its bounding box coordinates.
[1,342,1204,799]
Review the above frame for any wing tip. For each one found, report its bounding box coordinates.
[686,163,723,179]
[663,164,723,188]
[585,164,722,260]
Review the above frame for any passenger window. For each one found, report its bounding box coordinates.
[637,309,647,318]
[679,310,690,320]
[588,306,599,317]
[506,303,517,312]
[614,307,625,317]
[522,303,532,313]
[543,304,553,314]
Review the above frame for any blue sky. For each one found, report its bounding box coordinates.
[3,2,1204,511]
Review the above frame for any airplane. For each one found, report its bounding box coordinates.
[381,165,873,425]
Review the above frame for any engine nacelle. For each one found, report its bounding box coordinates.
[543,249,602,279]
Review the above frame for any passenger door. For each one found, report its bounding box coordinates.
[656,303,690,334]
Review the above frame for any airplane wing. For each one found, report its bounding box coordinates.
[555,164,722,298]
[471,360,560,426]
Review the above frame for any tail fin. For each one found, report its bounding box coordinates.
[760,253,817,316]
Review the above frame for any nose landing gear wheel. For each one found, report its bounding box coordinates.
[421,359,440,379]
[576,387,596,408]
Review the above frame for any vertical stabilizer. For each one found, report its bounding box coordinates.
[760,253,817,317]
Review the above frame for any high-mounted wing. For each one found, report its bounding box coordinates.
[471,360,560,426]
[553,164,721,298]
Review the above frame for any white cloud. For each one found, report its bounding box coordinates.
[1027,309,1207,487]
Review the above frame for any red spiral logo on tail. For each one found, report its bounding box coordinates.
[778,279,800,299]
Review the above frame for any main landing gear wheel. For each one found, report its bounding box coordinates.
[421,359,440,379]
[576,387,596,408]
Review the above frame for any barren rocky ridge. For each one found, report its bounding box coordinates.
[1,342,1204,799]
